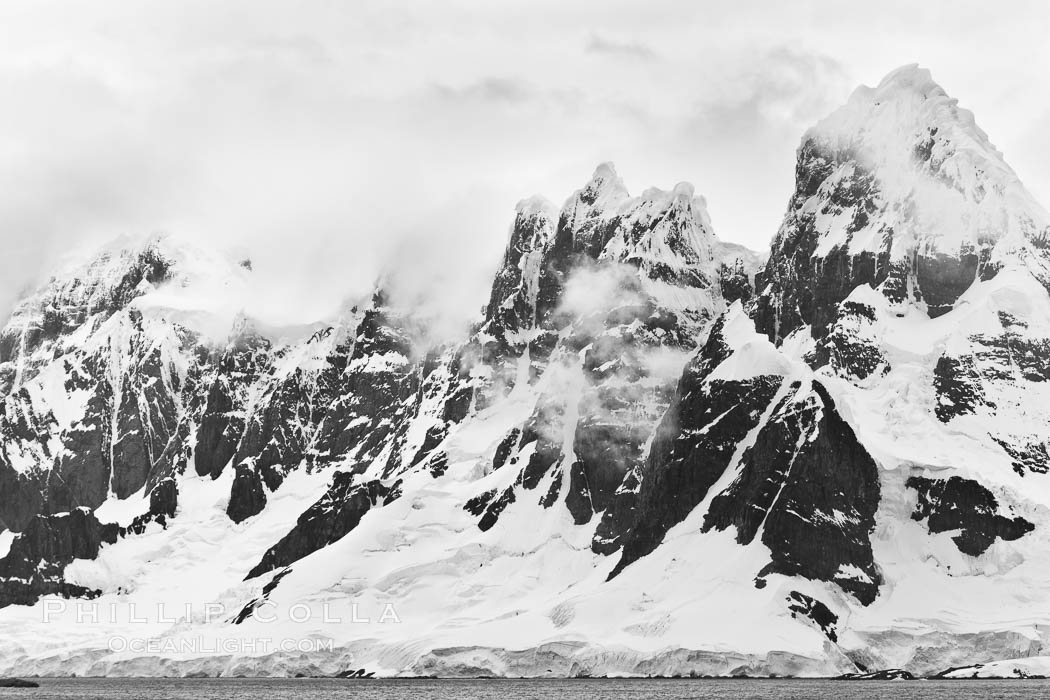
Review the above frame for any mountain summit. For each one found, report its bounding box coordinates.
[756,64,1050,342]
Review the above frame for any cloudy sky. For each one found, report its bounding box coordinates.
[1,0,1048,329]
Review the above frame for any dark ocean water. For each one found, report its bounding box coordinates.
[0,678,1047,699]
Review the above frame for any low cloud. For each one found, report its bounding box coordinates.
[434,77,539,104]
[558,262,648,321]
[692,48,850,136]
[586,35,657,61]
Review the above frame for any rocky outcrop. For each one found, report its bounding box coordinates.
[787,590,839,643]
[907,475,1034,555]
[194,330,271,480]
[754,66,1047,346]
[110,313,181,499]
[752,147,893,344]
[48,369,113,512]
[818,299,888,380]
[933,354,984,422]
[121,478,179,536]
[311,297,420,467]
[464,167,747,534]
[246,473,399,579]
[837,669,916,681]
[227,463,269,524]
[484,198,556,340]
[598,313,783,570]
[601,305,882,604]
[0,390,54,531]
[0,508,118,608]
[0,240,174,396]
[704,381,882,604]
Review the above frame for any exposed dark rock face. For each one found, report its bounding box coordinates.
[474,294,697,533]
[235,370,314,478]
[381,348,474,479]
[0,259,472,601]
[469,256,715,533]
[753,132,996,345]
[48,375,113,512]
[148,476,179,518]
[464,488,498,517]
[0,243,174,394]
[562,461,593,524]
[704,381,882,604]
[535,169,627,326]
[0,508,118,608]
[907,475,1034,556]
[459,166,757,536]
[933,355,984,422]
[121,478,179,536]
[976,314,1050,383]
[600,315,783,575]
[819,300,888,380]
[916,250,982,318]
[227,463,269,524]
[0,390,54,531]
[145,418,193,491]
[194,332,271,479]
[719,258,754,305]
[485,202,555,338]
[425,451,449,478]
[312,300,420,468]
[787,591,839,643]
[224,365,321,521]
[111,319,181,499]
[478,486,516,533]
[0,461,45,534]
[933,315,1050,426]
[233,568,291,624]
[465,201,561,409]
[194,375,239,478]
[246,473,399,579]
[491,429,520,471]
[753,144,893,344]
[517,395,566,493]
[993,437,1050,477]
[837,669,916,681]
[566,301,692,524]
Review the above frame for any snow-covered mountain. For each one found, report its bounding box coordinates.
[0,65,1049,679]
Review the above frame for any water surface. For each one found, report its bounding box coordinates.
[1,678,1046,699]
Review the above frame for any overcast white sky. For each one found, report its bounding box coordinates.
[1,0,1048,329]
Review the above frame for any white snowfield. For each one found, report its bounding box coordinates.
[0,64,1049,679]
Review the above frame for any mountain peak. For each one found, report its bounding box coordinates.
[756,65,1050,343]
[807,64,1006,175]
[566,161,630,213]
[873,63,937,95]
[514,194,558,220]
[591,161,620,182]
